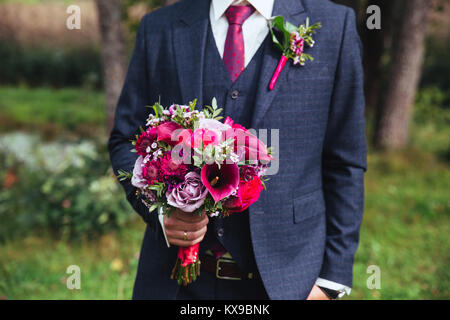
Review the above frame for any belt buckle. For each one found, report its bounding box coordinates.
[216,258,241,280]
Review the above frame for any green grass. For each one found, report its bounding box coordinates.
[0,220,145,300]
[350,150,450,299]
[0,86,448,300]
[0,86,105,138]
[1,151,447,300]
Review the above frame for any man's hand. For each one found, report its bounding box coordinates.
[163,209,209,247]
[306,285,331,300]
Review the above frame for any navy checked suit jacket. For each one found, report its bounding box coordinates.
[108,0,367,300]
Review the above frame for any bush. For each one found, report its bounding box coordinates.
[0,42,102,89]
[422,38,450,94]
[0,132,134,242]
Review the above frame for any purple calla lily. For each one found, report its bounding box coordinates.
[201,163,239,203]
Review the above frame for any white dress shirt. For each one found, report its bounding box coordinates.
[158,0,351,298]
[209,0,272,67]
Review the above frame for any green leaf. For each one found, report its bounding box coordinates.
[212,108,223,118]
[271,16,287,33]
[117,169,132,182]
[211,97,218,110]
[189,99,197,111]
[284,20,298,33]
[270,27,284,51]
[152,102,164,118]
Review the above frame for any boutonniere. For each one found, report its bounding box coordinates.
[268,16,322,90]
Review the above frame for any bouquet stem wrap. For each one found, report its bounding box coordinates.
[269,54,288,90]
[170,243,201,285]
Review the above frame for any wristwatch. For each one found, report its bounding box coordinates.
[318,286,341,300]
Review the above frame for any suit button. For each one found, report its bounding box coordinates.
[217,228,224,237]
[231,90,239,99]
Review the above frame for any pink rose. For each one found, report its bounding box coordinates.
[187,129,220,149]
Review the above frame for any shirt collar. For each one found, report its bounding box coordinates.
[211,0,274,21]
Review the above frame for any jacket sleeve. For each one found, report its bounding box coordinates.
[319,8,367,287]
[108,15,158,231]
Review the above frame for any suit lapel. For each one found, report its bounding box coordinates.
[251,0,307,128]
[172,0,210,107]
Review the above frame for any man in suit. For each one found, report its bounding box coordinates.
[108,0,367,300]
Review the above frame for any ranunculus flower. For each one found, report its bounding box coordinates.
[157,121,184,146]
[135,128,158,156]
[166,172,209,213]
[201,163,239,203]
[223,176,264,213]
[131,156,147,188]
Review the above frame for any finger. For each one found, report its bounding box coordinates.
[164,215,209,232]
[174,209,207,223]
[168,233,205,247]
[165,225,207,242]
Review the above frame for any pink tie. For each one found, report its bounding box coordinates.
[223,5,255,82]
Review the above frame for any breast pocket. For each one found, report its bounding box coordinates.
[293,189,326,224]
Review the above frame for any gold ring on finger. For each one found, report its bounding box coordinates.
[183,231,188,241]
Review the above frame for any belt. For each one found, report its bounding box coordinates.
[201,254,258,281]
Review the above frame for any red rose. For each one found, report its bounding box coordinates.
[224,176,264,213]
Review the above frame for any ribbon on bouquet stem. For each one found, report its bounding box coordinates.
[170,243,201,285]
[269,54,288,90]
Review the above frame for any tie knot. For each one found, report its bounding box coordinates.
[225,5,255,26]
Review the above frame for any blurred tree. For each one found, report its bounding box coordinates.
[96,0,127,133]
[95,0,176,132]
[374,0,431,149]
[362,0,396,111]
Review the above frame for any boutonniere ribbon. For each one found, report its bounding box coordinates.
[268,16,322,90]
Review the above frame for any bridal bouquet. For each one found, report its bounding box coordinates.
[117,99,272,285]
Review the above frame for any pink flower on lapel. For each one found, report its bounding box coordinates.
[269,16,322,90]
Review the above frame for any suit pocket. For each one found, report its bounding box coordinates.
[293,189,326,224]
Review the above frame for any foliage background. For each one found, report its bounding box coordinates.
[0,0,448,300]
